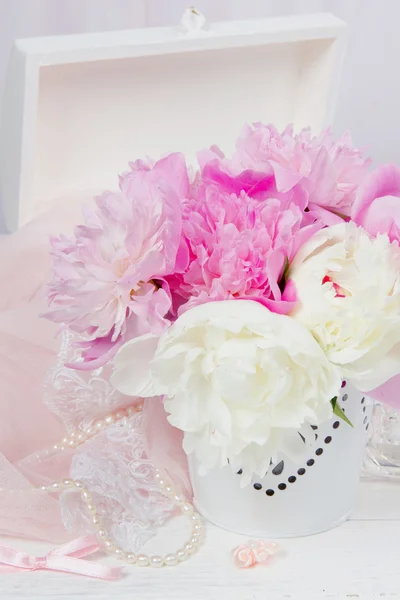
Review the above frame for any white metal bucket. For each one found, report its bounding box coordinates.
[189,383,370,538]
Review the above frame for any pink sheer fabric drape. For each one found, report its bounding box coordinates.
[0,195,89,541]
[0,193,190,542]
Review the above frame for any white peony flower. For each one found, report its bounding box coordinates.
[289,222,400,391]
[111,300,341,484]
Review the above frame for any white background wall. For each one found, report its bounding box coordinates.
[0,0,399,166]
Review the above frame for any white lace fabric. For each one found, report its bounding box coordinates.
[43,330,136,433]
[43,331,176,551]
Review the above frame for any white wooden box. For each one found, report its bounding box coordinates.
[0,11,347,232]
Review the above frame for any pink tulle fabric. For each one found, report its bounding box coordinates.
[0,199,81,542]
[0,194,189,543]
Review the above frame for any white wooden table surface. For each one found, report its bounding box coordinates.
[0,478,398,600]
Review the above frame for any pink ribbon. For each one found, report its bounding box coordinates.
[0,535,121,580]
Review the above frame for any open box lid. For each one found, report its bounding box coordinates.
[0,11,347,232]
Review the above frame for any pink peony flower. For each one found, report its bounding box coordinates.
[168,181,320,314]
[351,164,400,242]
[198,124,371,224]
[45,153,190,370]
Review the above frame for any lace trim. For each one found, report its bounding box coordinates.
[44,332,174,551]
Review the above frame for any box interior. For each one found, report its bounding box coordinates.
[32,37,337,216]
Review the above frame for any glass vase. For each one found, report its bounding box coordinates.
[363,402,400,478]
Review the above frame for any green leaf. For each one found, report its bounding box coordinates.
[331,397,354,428]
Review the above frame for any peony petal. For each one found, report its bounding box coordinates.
[269,160,302,193]
[352,164,400,225]
[368,372,400,410]
[202,162,275,196]
[111,333,162,397]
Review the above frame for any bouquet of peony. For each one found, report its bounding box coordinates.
[45,123,400,483]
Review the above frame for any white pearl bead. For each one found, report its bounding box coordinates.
[62,437,69,445]
[76,432,85,442]
[164,485,175,496]
[157,479,166,489]
[176,549,187,562]
[81,490,92,502]
[94,420,104,431]
[105,415,115,425]
[181,503,194,515]
[126,407,134,416]
[70,431,77,439]
[51,482,60,490]
[154,472,161,480]
[103,540,115,551]
[86,503,97,514]
[62,479,73,488]
[193,523,203,533]
[53,444,59,451]
[184,542,196,555]
[98,529,107,538]
[190,513,200,522]
[39,485,47,492]
[190,536,201,547]
[114,548,123,558]
[150,555,164,568]
[125,553,136,564]
[92,516,100,526]
[68,439,77,448]
[85,426,95,436]
[115,411,125,420]
[164,553,178,567]
[74,481,84,489]
[137,554,150,567]
[173,494,184,504]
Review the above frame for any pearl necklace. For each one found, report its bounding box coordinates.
[4,404,204,568]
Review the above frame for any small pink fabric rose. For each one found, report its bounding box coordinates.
[351,164,400,242]
[233,540,280,569]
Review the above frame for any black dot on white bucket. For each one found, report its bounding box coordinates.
[236,469,243,475]
[297,468,306,476]
[333,421,340,429]
[311,425,318,431]
[363,406,366,413]
[253,483,262,490]
[342,394,348,402]
[272,461,284,476]
[266,489,275,496]
[288,476,296,483]
[316,448,323,456]
[341,380,347,388]
[366,423,369,431]
[363,416,368,424]
[278,483,287,491]
[324,436,332,444]
[307,459,315,467]
[361,397,365,404]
